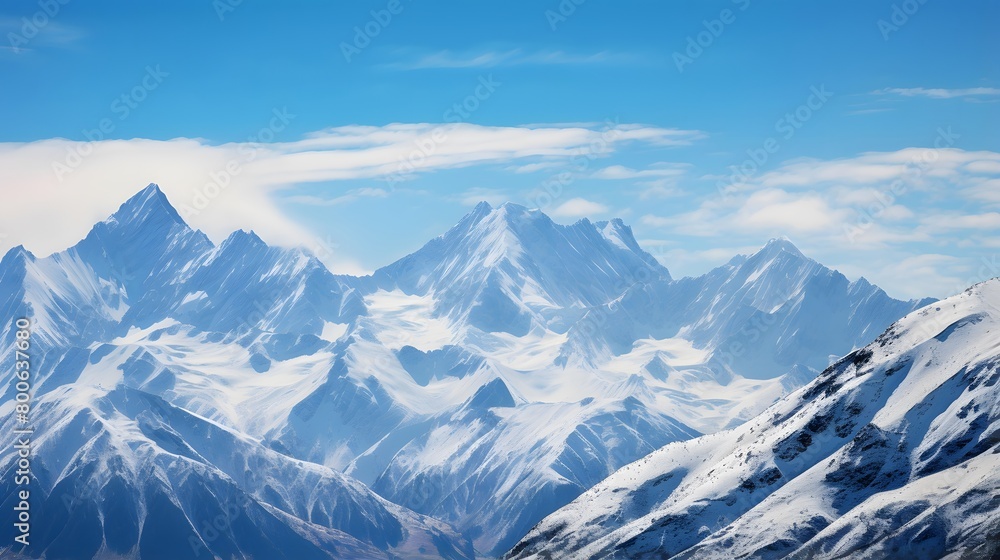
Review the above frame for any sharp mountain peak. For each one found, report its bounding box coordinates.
[108,183,186,228]
[758,236,805,258]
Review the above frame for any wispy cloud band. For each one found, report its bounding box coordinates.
[873,87,1000,99]
[384,48,641,70]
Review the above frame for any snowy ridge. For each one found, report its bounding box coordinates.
[0,384,473,559]
[372,202,671,336]
[0,185,941,558]
[558,237,932,379]
[506,280,1000,559]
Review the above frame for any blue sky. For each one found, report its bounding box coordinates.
[1,0,998,298]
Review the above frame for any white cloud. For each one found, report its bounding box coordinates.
[873,87,1000,99]
[963,178,1000,205]
[920,212,1000,231]
[387,48,638,70]
[639,147,1000,298]
[755,148,1000,192]
[284,187,389,206]
[846,108,894,116]
[965,160,1000,174]
[655,244,762,275]
[878,205,915,221]
[508,160,564,174]
[878,254,969,298]
[550,198,609,218]
[592,162,691,199]
[0,17,84,54]
[658,149,1000,242]
[591,163,689,180]
[732,189,850,233]
[637,181,685,199]
[0,123,700,270]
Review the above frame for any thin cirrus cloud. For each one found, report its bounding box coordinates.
[0,17,85,54]
[873,87,1000,99]
[283,187,390,206]
[0,122,701,271]
[592,163,692,198]
[591,163,690,180]
[384,48,641,70]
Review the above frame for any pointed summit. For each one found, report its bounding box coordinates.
[463,201,542,230]
[374,203,671,334]
[495,201,531,213]
[595,218,651,260]
[760,237,804,258]
[220,229,267,251]
[132,182,167,202]
[106,183,185,229]
[459,201,495,226]
[463,377,517,410]
[474,201,541,234]
[72,184,213,299]
[1,245,35,267]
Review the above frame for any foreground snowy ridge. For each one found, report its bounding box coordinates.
[0,185,936,558]
[506,280,1000,559]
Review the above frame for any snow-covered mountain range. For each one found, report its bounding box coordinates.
[0,184,942,558]
[507,279,1000,559]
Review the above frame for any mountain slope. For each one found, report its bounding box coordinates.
[558,238,933,380]
[0,186,474,560]
[506,279,1000,559]
[371,393,699,554]
[72,184,214,305]
[0,382,474,560]
[0,186,940,559]
[372,202,671,336]
[124,228,364,338]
